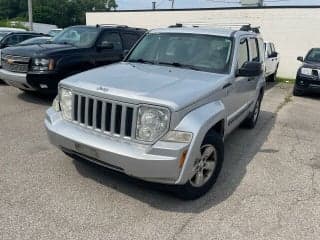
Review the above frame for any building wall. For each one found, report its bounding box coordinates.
[22,22,58,34]
[86,8,320,79]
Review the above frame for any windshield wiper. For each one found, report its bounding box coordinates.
[55,41,75,47]
[157,62,200,71]
[127,58,155,65]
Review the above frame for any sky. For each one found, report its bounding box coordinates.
[116,0,320,10]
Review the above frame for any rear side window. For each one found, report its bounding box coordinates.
[98,32,123,51]
[249,38,260,62]
[271,43,275,53]
[21,34,37,41]
[5,35,22,46]
[122,33,140,50]
[238,38,249,68]
[267,43,272,57]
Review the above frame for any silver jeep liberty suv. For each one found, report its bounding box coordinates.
[45,24,265,199]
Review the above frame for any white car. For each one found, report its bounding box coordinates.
[264,42,280,82]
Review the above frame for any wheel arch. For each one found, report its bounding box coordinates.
[174,100,227,184]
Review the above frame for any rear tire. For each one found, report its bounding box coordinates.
[267,65,278,82]
[175,132,224,200]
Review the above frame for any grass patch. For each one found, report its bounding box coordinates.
[0,19,29,30]
[276,92,293,113]
[276,77,295,84]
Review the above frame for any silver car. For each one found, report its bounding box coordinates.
[45,25,266,199]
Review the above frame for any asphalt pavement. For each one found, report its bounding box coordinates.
[0,82,319,240]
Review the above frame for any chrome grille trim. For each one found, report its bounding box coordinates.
[1,54,30,73]
[72,93,137,139]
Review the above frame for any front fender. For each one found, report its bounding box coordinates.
[174,100,226,184]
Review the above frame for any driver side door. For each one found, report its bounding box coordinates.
[224,37,252,132]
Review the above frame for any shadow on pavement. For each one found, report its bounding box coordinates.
[17,90,55,106]
[73,109,276,213]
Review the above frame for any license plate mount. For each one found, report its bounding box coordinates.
[74,143,98,159]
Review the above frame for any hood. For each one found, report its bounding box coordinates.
[2,43,78,58]
[302,61,320,69]
[61,62,228,111]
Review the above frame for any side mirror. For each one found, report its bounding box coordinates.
[0,43,7,49]
[297,56,304,62]
[269,51,278,58]
[237,61,263,77]
[97,42,114,50]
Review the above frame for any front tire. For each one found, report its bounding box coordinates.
[293,85,304,96]
[175,132,224,200]
[242,93,263,129]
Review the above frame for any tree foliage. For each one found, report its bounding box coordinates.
[0,0,117,28]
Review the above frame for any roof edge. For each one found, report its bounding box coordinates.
[87,5,320,13]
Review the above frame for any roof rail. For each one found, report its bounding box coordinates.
[168,23,259,32]
[96,24,129,28]
[167,22,261,34]
[168,23,183,28]
[240,24,260,34]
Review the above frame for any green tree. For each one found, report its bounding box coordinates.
[0,0,118,28]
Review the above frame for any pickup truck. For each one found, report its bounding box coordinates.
[264,42,280,82]
[294,48,320,96]
[0,25,146,93]
[45,25,266,199]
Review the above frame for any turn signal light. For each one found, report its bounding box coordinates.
[179,150,188,168]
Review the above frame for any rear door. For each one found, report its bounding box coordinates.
[270,43,279,73]
[94,30,124,66]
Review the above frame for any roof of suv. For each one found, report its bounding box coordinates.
[6,31,44,36]
[82,24,147,32]
[150,26,258,38]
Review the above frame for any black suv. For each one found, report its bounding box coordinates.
[294,48,320,96]
[0,25,146,93]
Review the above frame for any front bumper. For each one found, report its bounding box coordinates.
[0,69,60,93]
[295,75,320,92]
[0,69,32,90]
[45,108,190,184]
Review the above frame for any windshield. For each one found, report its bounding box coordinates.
[52,27,99,48]
[305,49,320,63]
[126,33,233,74]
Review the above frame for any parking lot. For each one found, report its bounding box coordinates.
[0,82,319,240]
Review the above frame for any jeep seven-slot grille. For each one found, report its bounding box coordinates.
[72,93,137,138]
[1,54,30,73]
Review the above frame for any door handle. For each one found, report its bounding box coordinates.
[248,78,255,81]
[222,83,232,89]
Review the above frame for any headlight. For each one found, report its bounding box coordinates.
[161,131,193,143]
[60,88,72,120]
[52,96,60,112]
[136,106,170,142]
[300,67,313,76]
[32,58,54,71]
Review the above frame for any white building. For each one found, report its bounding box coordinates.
[86,6,320,79]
